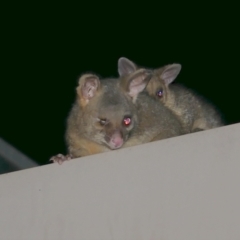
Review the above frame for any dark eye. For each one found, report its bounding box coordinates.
[99,118,107,126]
[123,116,131,126]
[156,89,163,98]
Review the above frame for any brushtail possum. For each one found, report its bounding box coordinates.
[50,69,184,164]
[118,57,224,133]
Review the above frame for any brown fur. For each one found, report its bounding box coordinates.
[118,57,224,133]
[68,71,185,157]
[51,69,185,163]
[147,68,224,132]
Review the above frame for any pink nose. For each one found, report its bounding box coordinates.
[112,137,123,148]
[110,132,123,149]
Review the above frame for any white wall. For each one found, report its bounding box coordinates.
[0,123,240,240]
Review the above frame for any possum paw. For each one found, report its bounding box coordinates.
[50,154,72,165]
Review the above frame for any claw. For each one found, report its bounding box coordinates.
[49,153,72,165]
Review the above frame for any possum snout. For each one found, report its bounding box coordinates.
[106,131,124,149]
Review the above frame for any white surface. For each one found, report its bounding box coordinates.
[0,123,240,240]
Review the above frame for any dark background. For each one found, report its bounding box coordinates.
[1,3,239,165]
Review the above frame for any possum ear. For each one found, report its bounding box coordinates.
[120,68,152,103]
[118,57,138,76]
[77,74,100,107]
[159,64,182,85]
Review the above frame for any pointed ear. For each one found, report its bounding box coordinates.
[159,64,182,85]
[121,69,152,102]
[77,74,100,107]
[118,57,138,77]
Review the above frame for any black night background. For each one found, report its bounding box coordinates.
[1,3,239,165]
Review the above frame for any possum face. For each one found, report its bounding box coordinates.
[91,102,137,150]
[117,57,181,105]
[146,74,168,103]
[77,74,144,150]
[146,64,182,104]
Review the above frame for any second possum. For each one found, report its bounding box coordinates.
[118,57,224,133]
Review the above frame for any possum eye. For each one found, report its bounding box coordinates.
[99,118,107,126]
[156,89,163,98]
[123,116,131,126]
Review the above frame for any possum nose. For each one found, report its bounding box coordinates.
[110,132,124,149]
[112,137,123,148]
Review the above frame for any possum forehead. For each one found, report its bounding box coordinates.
[98,79,134,118]
[98,93,133,118]
[99,103,132,119]
[151,75,165,88]
[147,75,165,95]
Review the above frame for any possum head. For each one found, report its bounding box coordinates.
[118,57,181,104]
[76,71,150,150]
[146,63,181,103]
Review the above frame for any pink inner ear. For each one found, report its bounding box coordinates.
[82,78,98,99]
[128,75,147,98]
